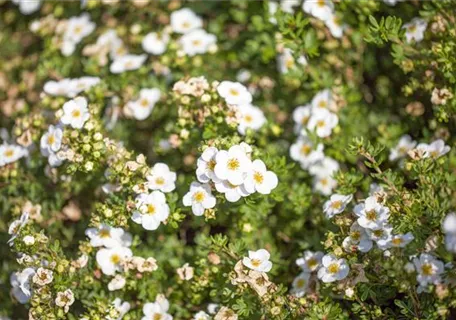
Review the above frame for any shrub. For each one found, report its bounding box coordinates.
[0,1,455,319]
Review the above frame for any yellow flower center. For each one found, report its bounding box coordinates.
[74,25,83,34]
[328,263,340,274]
[182,21,190,29]
[301,116,309,125]
[421,263,433,276]
[408,24,417,32]
[317,0,326,7]
[71,109,81,118]
[307,258,318,269]
[331,200,342,209]
[244,114,253,123]
[140,99,149,107]
[350,231,361,241]
[147,204,156,215]
[391,238,403,246]
[99,229,111,238]
[192,39,202,46]
[229,88,239,96]
[251,259,261,267]
[296,278,306,288]
[253,171,264,184]
[316,120,326,128]
[366,210,377,221]
[47,134,55,145]
[193,191,205,203]
[227,158,240,170]
[320,178,328,186]
[110,254,121,264]
[285,57,295,69]
[4,149,14,158]
[300,144,311,155]
[318,100,327,108]
[207,159,216,171]
[155,177,165,185]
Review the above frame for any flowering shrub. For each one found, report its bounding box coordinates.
[1,1,455,319]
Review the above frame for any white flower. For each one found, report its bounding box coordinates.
[388,232,414,248]
[23,235,35,246]
[292,104,312,134]
[196,147,221,183]
[62,14,96,56]
[170,8,202,34]
[7,212,29,245]
[317,254,349,283]
[0,144,26,167]
[142,295,172,320]
[325,14,345,38]
[268,2,279,24]
[10,268,35,304]
[296,250,324,272]
[242,249,273,272]
[413,253,444,287]
[93,29,125,60]
[60,96,90,129]
[180,29,217,56]
[309,156,339,177]
[384,0,402,5]
[142,32,170,55]
[132,191,170,231]
[215,180,250,202]
[126,88,161,121]
[55,289,75,313]
[307,108,338,138]
[281,0,300,14]
[342,222,373,253]
[96,246,133,275]
[242,159,278,195]
[403,18,427,43]
[354,196,390,230]
[445,234,456,253]
[278,48,307,74]
[85,224,132,248]
[417,139,451,159]
[291,271,311,297]
[237,104,266,135]
[323,194,353,218]
[311,89,332,110]
[214,145,252,185]
[290,137,325,169]
[389,135,417,161]
[303,0,334,21]
[108,275,126,291]
[43,77,100,98]
[40,125,63,156]
[110,54,147,74]
[217,81,252,106]
[193,311,210,320]
[108,298,131,320]
[366,225,393,250]
[313,175,337,196]
[183,182,216,216]
[443,212,456,234]
[32,267,53,286]
[12,0,41,14]
[146,163,176,193]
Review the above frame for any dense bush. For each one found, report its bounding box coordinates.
[0,0,455,319]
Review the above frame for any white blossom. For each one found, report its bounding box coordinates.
[142,32,170,55]
[96,246,133,276]
[125,88,161,121]
[242,159,278,195]
[217,81,252,106]
[132,191,170,231]
[317,254,349,283]
[146,163,176,193]
[302,0,334,21]
[183,182,216,216]
[354,196,390,230]
[323,194,353,218]
[403,18,427,43]
[142,295,173,320]
[236,104,266,135]
[110,54,147,74]
[296,250,324,272]
[389,135,417,161]
[214,144,252,185]
[170,8,202,34]
[60,96,90,129]
[10,268,35,304]
[242,249,273,272]
[291,271,311,297]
